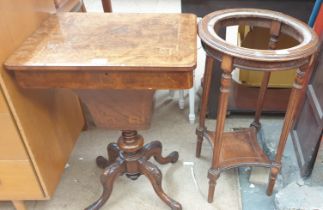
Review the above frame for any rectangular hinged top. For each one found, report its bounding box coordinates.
[5,13,197,72]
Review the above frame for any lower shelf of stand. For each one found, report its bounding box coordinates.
[205,127,272,170]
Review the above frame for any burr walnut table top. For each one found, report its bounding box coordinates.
[5,13,197,72]
[5,13,197,90]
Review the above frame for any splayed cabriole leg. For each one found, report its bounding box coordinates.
[85,160,126,210]
[143,141,179,164]
[140,160,182,210]
[96,143,120,169]
[87,130,181,210]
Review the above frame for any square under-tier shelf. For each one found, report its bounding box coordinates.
[205,127,272,170]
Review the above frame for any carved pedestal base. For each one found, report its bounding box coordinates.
[85,130,181,210]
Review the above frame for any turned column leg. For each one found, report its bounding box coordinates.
[208,55,233,203]
[143,141,179,164]
[267,57,314,195]
[139,160,182,210]
[196,55,214,157]
[12,201,26,210]
[251,20,281,129]
[251,71,271,128]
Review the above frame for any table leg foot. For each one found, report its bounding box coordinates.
[143,141,179,164]
[85,160,125,210]
[207,169,220,203]
[266,167,279,196]
[140,160,182,210]
[195,128,205,158]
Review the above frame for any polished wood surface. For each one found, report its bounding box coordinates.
[0,0,85,209]
[76,90,154,129]
[198,8,318,63]
[6,12,197,210]
[0,103,29,160]
[206,127,271,169]
[5,13,196,72]
[252,20,281,128]
[0,161,43,199]
[6,13,196,89]
[196,55,214,157]
[87,131,181,210]
[14,70,193,90]
[196,8,318,203]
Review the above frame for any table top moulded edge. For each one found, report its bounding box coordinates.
[4,12,197,72]
[4,13,197,90]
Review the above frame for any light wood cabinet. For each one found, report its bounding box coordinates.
[0,0,85,209]
[0,161,43,200]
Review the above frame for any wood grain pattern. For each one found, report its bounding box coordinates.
[76,90,154,130]
[0,114,29,160]
[0,0,85,203]
[14,70,193,89]
[206,128,271,169]
[5,13,197,72]
[0,160,43,200]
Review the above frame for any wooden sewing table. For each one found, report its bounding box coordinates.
[5,13,197,210]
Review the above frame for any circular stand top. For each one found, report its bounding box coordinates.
[198,8,318,67]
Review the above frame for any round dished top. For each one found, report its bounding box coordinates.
[198,8,319,62]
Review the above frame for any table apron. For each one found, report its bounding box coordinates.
[14,70,193,90]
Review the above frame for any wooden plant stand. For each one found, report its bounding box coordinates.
[196,8,318,202]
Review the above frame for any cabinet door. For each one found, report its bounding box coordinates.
[292,48,323,177]
[0,161,43,200]
[0,0,84,199]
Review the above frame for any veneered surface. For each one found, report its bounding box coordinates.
[5,13,197,72]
